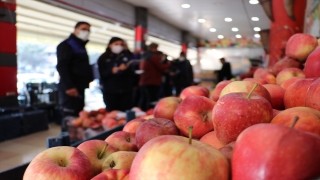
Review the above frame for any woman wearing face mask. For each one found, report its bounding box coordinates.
[97,37,134,112]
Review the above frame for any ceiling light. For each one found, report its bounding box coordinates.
[224,17,232,22]
[254,34,261,38]
[232,27,239,32]
[251,17,259,21]
[210,28,216,32]
[235,34,242,38]
[198,18,206,23]
[254,27,261,31]
[181,4,190,8]
[249,0,259,5]
[218,35,224,39]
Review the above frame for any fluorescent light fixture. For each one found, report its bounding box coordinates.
[249,0,259,4]
[254,34,261,38]
[254,27,261,31]
[181,4,190,8]
[218,35,224,39]
[251,17,259,21]
[210,28,216,32]
[198,18,206,23]
[224,17,232,22]
[235,34,242,38]
[232,27,239,32]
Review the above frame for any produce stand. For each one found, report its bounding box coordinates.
[0,125,124,180]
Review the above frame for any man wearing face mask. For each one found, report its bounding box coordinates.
[56,21,94,122]
[172,52,194,96]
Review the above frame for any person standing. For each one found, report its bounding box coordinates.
[97,37,134,112]
[138,43,171,110]
[158,53,173,98]
[172,52,194,96]
[56,21,93,119]
[216,57,232,83]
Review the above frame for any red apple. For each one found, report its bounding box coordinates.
[285,33,318,61]
[77,140,118,176]
[179,86,209,99]
[304,48,320,78]
[305,78,320,111]
[276,67,305,85]
[271,107,320,136]
[253,68,269,78]
[102,151,137,171]
[142,114,154,120]
[97,108,107,114]
[79,110,89,119]
[199,131,225,149]
[284,78,316,109]
[220,81,272,103]
[219,141,235,164]
[105,131,138,152]
[92,169,130,180]
[23,146,93,180]
[135,118,180,149]
[102,117,118,129]
[232,123,320,180]
[211,80,232,101]
[107,110,119,119]
[260,72,276,84]
[272,109,281,118]
[174,95,215,139]
[263,84,285,110]
[153,97,181,121]
[243,78,267,85]
[72,117,83,127]
[130,135,229,180]
[146,108,154,115]
[123,118,146,134]
[280,77,304,89]
[271,57,302,76]
[213,90,273,144]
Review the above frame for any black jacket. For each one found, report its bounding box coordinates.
[56,34,93,90]
[98,51,134,93]
[172,59,194,86]
[217,62,232,82]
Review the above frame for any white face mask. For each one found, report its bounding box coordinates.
[76,30,90,41]
[111,45,124,54]
[179,57,185,61]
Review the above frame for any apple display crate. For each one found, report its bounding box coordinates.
[0,125,124,179]
[20,110,49,135]
[0,113,21,142]
[0,110,48,142]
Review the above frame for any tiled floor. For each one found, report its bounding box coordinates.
[0,123,61,172]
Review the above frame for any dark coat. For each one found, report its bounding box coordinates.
[97,51,134,93]
[172,59,194,87]
[139,52,170,86]
[56,34,93,90]
[217,62,232,82]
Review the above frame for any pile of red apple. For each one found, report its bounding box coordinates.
[71,108,127,130]
[71,107,153,130]
[23,33,320,180]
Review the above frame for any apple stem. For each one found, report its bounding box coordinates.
[188,126,193,145]
[58,159,65,167]
[246,83,258,99]
[290,116,299,128]
[125,137,131,142]
[98,144,108,159]
[110,161,115,169]
[202,114,208,122]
